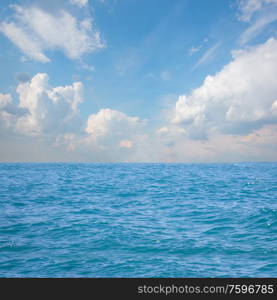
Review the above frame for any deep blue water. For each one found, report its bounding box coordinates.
[0,162,276,277]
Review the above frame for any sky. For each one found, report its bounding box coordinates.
[0,0,277,162]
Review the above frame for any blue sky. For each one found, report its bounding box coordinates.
[0,0,277,162]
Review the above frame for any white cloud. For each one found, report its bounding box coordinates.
[83,108,148,160]
[70,0,88,7]
[239,9,277,44]
[0,21,50,63]
[0,4,104,62]
[48,108,148,162]
[237,0,277,45]
[16,73,83,136]
[171,38,277,139]
[0,94,14,131]
[154,124,277,162]
[1,36,277,162]
[0,72,149,162]
[55,133,79,151]
[86,108,144,140]
[192,43,221,70]
[0,94,12,110]
[238,0,277,21]
[0,94,22,136]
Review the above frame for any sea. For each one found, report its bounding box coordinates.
[0,162,276,277]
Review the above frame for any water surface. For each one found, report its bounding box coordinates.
[0,162,276,277]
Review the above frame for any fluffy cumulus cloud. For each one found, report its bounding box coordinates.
[0,73,148,162]
[170,38,277,139]
[1,37,277,162]
[53,108,148,162]
[85,108,146,150]
[16,73,84,136]
[0,4,104,62]
[53,109,148,162]
[86,109,141,136]
[0,73,84,138]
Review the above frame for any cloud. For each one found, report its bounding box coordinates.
[0,94,19,136]
[0,72,149,162]
[70,0,88,7]
[154,124,277,162]
[188,45,201,56]
[171,38,277,139]
[239,9,277,44]
[86,108,145,140]
[0,94,12,110]
[272,99,277,115]
[1,36,277,163]
[15,73,83,136]
[192,43,221,70]
[0,21,50,63]
[238,0,277,21]
[82,108,148,160]
[237,0,277,45]
[0,4,104,62]
[50,109,148,162]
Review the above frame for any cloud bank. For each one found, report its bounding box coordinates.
[0,73,148,161]
[0,38,277,162]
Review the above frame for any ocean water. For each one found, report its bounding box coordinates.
[0,162,276,278]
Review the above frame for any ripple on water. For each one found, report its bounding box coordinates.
[0,162,276,277]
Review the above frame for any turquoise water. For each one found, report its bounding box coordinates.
[0,162,276,277]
